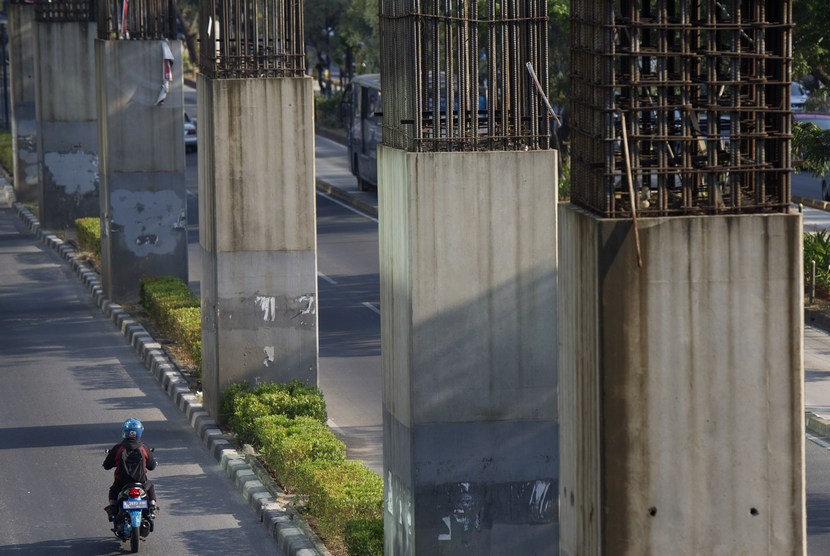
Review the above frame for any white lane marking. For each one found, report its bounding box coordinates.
[807,432,830,450]
[317,191,379,223]
[363,302,381,315]
[318,272,337,285]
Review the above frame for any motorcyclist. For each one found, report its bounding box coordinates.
[103,417,158,521]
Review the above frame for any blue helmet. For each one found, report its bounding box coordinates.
[121,418,144,440]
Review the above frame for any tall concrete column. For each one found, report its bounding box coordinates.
[8,1,37,202]
[34,18,98,229]
[95,39,188,303]
[198,75,318,418]
[558,208,804,555]
[379,148,559,554]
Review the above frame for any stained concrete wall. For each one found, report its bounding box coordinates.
[558,205,805,555]
[95,39,188,303]
[378,146,559,555]
[9,3,38,202]
[198,75,318,419]
[34,21,98,229]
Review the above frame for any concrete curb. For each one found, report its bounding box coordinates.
[807,411,830,441]
[316,178,378,218]
[10,202,329,556]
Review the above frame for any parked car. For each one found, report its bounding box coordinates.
[792,82,809,111]
[184,112,197,152]
[794,111,830,200]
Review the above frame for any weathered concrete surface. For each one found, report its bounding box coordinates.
[96,39,188,303]
[198,75,318,419]
[558,205,805,556]
[34,21,98,229]
[378,146,559,555]
[9,3,38,202]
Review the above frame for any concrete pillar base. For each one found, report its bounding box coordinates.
[379,146,559,554]
[9,3,38,203]
[558,205,805,555]
[96,39,188,304]
[198,75,318,419]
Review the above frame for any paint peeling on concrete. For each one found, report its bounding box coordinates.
[296,294,315,315]
[263,346,275,367]
[256,296,276,321]
[529,480,552,519]
[44,149,98,194]
[109,189,185,256]
[173,211,187,230]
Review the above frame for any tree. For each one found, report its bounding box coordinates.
[793,1,830,85]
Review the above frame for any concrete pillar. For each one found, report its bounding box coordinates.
[198,75,318,418]
[557,206,805,555]
[95,39,188,304]
[379,146,559,554]
[34,20,98,229]
[8,3,37,202]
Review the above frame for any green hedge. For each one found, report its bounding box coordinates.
[169,306,202,368]
[75,217,101,257]
[227,380,328,444]
[0,130,12,178]
[258,416,346,493]
[139,276,200,331]
[219,381,384,553]
[344,519,384,556]
[304,460,384,540]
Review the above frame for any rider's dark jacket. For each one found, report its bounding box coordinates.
[103,438,157,497]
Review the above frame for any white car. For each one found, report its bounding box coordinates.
[184,112,197,152]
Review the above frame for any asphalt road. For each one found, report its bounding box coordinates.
[0,211,283,555]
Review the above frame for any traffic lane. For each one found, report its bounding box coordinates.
[0,210,282,555]
[809,435,830,555]
[316,193,383,473]
[805,325,830,418]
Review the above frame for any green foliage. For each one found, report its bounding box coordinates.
[793,121,830,179]
[304,460,384,541]
[229,380,328,444]
[793,1,830,80]
[0,130,12,178]
[139,276,200,332]
[75,217,102,257]
[219,382,251,426]
[169,306,202,369]
[344,519,384,556]
[258,416,346,492]
[805,231,830,297]
[315,94,344,131]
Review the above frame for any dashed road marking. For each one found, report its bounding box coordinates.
[362,302,380,315]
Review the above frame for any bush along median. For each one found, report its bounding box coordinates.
[139,276,202,373]
[220,381,384,555]
[75,217,102,258]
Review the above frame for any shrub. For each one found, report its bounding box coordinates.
[804,231,830,298]
[169,306,202,369]
[139,276,199,331]
[315,94,344,131]
[250,380,328,423]
[259,416,346,492]
[231,392,274,445]
[75,217,101,257]
[219,382,251,426]
[344,519,384,556]
[304,460,384,541]
[0,130,12,178]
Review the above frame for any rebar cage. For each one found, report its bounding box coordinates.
[97,0,176,40]
[35,0,94,22]
[380,0,550,152]
[199,0,305,78]
[570,0,792,217]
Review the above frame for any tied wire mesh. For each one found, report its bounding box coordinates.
[98,0,176,40]
[35,0,95,22]
[199,0,305,78]
[380,0,550,152]
[570,0,792,217]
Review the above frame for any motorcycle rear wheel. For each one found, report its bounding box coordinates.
[130,528,139,553]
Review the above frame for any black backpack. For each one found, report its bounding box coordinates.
[118,444,147,483]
